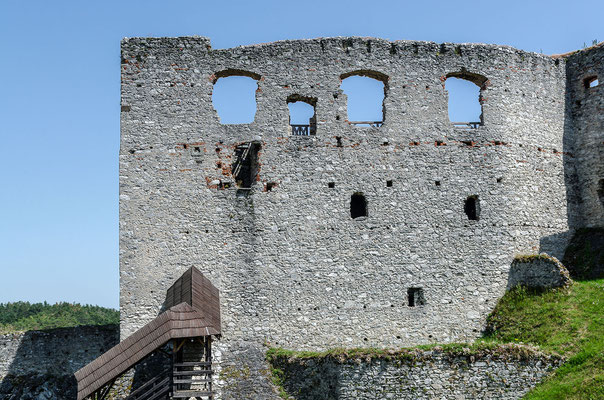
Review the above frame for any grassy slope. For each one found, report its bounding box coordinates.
[483,280,604,400]
[0,301,119,333]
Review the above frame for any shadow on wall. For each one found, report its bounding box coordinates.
[539,231,574,260]
[0,325,118,399]
[561,227,604,279]
[538,227,604,281]
[537,61,588,261]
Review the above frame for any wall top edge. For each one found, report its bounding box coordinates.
[120,36,570,60]
[553,41,604,60]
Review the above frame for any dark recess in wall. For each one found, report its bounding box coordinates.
[350,193,368,219]
[232,142,262,191]
[562,227,604,280]
[465,196,480,221]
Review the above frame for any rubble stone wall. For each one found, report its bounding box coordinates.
[0,325,118,399]
[565,44,604,228]
[507,254,572,290]
[269,346,562,400]
[118,37,601,398]
[0,325,118,377]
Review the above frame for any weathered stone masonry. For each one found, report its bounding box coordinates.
[564,46,604,228]
[269,346,563,400]
[0,325,118,398]
[0,325,118,378]
[118,37,603,398]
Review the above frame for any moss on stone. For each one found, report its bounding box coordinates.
[266,341,560,365]
[513,253,558,263]
[266,342,562,399]
[220,365,251,380]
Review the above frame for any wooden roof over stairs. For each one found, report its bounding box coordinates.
[74,267,221,400]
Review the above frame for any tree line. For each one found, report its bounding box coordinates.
[0,301,119,332]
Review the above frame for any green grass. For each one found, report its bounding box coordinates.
[0,301,119,333]
[483,280,604,399]
[266,341,554,363]
[267,281,602,399]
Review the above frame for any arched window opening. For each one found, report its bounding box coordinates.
[340,70,388,127]
[445,71,487,129]
[350,192,368,219]
[212,69,261,124]
[464,195,480,221]
[287,95,317,136]
[584,76,599,89]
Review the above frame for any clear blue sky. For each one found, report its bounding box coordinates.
[0,0,600,309]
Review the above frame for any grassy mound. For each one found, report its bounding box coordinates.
[0,301,119,333]
[484,280,604,399]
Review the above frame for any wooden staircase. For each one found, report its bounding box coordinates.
[171,337,214,399]
[123,336,214,400]
[171,361,213,399]
[125,370,171,400]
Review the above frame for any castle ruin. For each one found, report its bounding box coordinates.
[109,36,603,399]
[0,36,595,400]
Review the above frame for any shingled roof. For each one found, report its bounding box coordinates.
[75,267,220,400]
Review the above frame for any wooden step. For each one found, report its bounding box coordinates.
[172,390,213,398]
[173,378,212,384]
[173,370,213,376]
[173,361,212,367]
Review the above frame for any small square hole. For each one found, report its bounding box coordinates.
[407,288,425,307]
[328,182,335,188]
[435,181,441,186]
[386,180,393,187]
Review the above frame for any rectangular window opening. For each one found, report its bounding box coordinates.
[407,288,425,307]
[232,142,261,194]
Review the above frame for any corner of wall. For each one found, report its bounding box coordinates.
[565,44,604,228]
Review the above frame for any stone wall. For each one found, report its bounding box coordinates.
[118,36,596,398]
[0,325,118,399]
[268,345,562,400]
[0,325,118,377]
[565,44,604,228]
[119,37,570,345]
[507,254,572,290]
[562,227,604,279]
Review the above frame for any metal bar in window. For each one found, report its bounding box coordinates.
[452,122,481,129]
[349,121,383,127]
[291,124,310,136]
